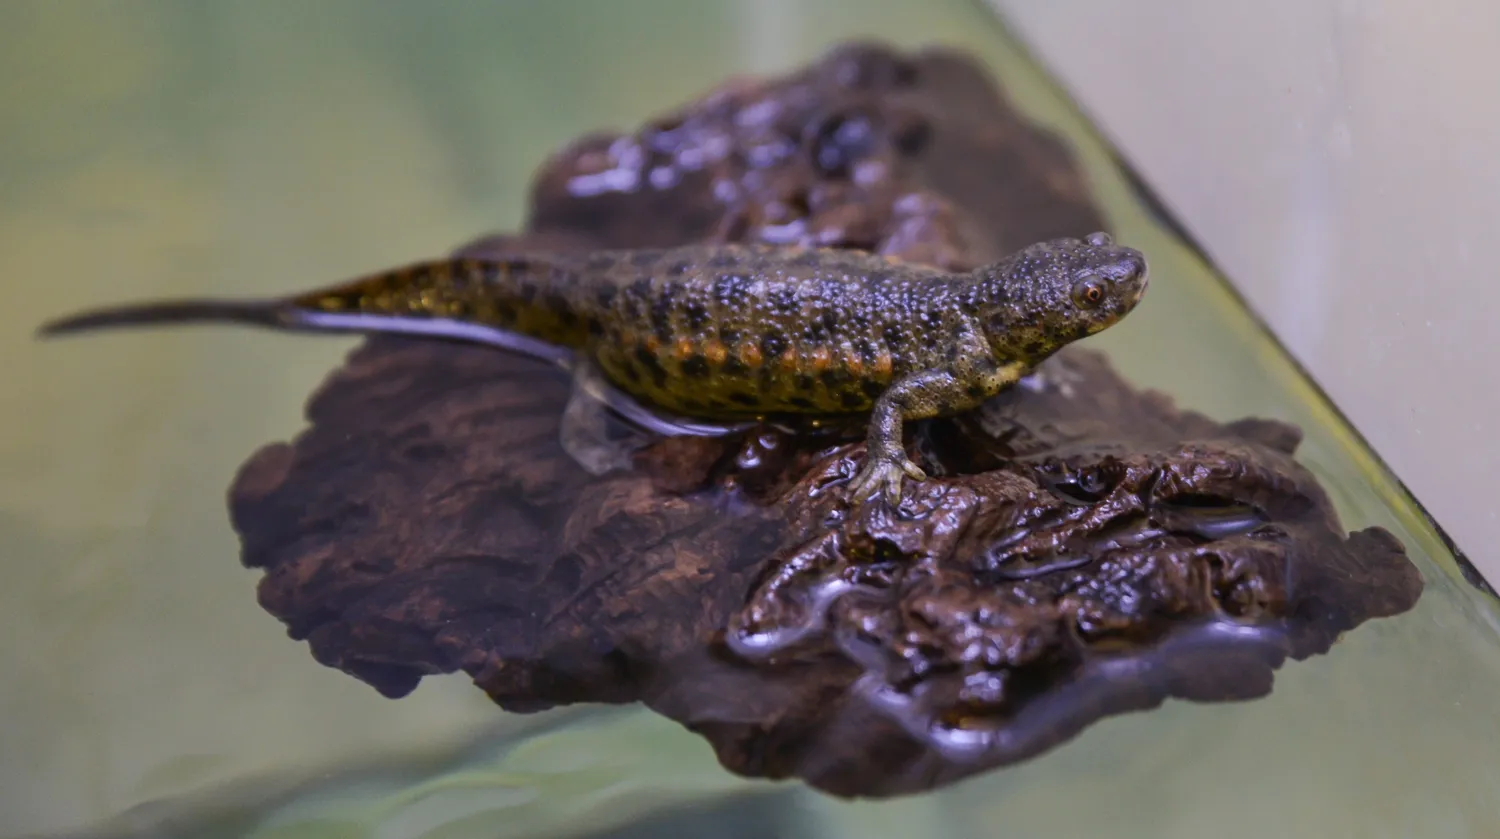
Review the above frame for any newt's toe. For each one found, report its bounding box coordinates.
[848,454,924,506]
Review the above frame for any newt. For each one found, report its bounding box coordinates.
[37,233,1148,504]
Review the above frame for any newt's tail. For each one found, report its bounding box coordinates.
[38,299,294,336]
[36,256,589,361]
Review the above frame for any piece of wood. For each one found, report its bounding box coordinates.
[228,42,1420,797]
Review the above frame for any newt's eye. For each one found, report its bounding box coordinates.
[1072,279,1105,308]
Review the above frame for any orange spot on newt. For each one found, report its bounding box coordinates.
[738,342,763,368]
[703,339,728,365]
[674,336,696,360]
[809,346,832,372]
[778,347,798,371]
[873,351,894,378]
[843,349,864,377]
[643,335,661,353]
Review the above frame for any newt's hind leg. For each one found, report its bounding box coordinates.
[558,358,751,476]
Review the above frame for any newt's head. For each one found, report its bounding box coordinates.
[977,231,1148,363]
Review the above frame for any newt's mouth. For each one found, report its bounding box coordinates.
[1129,265,1150,305]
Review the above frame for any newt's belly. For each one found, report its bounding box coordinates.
[590,339,891,419]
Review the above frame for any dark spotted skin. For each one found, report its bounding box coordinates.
[37,233,1149,504]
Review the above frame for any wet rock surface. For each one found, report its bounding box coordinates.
[228,42,1422,797]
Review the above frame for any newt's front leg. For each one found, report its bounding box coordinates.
[846,342,1027,506]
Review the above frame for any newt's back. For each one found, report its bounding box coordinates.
[565,243,961,419]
